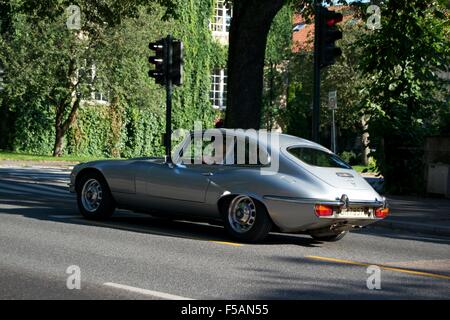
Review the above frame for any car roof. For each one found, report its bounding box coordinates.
[190,129,330,152]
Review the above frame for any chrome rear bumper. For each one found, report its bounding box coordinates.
[263,195,386,208]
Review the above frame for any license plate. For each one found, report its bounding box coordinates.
[338,208,369,218]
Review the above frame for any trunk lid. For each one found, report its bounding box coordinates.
[304,166,372,190]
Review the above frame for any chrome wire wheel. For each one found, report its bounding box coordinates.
[228,196,257,234]
[81,179,103,213]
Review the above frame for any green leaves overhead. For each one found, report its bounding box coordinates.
[0,0,223,157]
[358,0,449,193]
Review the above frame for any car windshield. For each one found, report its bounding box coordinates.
[287,147,352,169]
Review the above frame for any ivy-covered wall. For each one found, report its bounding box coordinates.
[4,0,226,158]
[66,0,225,158]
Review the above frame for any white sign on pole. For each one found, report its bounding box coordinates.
[328,91,337,109]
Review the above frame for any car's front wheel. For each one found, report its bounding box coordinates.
[222,195,272,243]
[310,231,348,242]
[77,173,115,220]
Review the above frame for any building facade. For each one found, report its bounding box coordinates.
[209,0,231,111]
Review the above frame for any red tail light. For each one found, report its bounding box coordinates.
[375,207,389,218]
[315,204,334,217]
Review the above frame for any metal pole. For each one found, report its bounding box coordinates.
[165,35,173,163]
[331,108,336,153]
[0,64,4,92]
[312,1,321,143]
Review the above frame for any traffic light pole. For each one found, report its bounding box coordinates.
[312,2,321,144]
[165,35,173,164]
[148,34,183,163]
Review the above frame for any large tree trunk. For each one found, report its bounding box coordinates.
[225,0,285,129]
[53,128,64,157]
[52,93,80,157]
[52,55,80,157]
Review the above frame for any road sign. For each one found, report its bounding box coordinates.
[328,91,337,109]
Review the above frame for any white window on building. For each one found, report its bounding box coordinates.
[210,69,227,110]
[81,62,110,105]
[211,0,232,32]
[210,0,232,44]
[92,91,109,104]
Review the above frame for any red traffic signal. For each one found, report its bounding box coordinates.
[325,14,343,27]
[317,7,343,68]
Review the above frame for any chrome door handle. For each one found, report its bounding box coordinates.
[202,172,214,176]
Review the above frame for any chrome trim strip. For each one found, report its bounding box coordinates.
[263,195,385,207]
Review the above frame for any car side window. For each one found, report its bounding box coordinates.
[178,134,270,167]
[226,137,270,167]
[179,135,227,165]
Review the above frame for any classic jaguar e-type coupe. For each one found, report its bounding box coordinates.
[69,130,388,242]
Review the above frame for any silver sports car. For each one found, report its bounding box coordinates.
[69,129,388,242]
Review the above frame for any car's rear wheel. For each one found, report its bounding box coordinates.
[310,231,348,242]
[77,172,115,220]
[222,195,272,243]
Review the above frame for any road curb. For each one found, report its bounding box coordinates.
[0,160,77,169]
[370,220,450,237]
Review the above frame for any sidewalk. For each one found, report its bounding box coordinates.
[372,196,450,237]
[0,160,77,169]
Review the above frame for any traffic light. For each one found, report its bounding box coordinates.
[317,7,343,68]
[148,36,183,86]
[171,40,183,86]
[148,39,167,85]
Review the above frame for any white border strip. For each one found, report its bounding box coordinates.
[103,282,194,300]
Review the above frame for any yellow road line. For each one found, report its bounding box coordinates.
[210,241,243,247]
[306,255,450,281]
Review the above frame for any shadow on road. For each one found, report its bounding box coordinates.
[240,256,450,299]
[0,193,322,248]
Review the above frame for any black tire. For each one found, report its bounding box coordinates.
[221,196,273,243]
[310,231,348,242]
[76,172,115,220]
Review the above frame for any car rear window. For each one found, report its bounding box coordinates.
[287,147,351,169]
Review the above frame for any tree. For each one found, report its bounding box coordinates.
[224,0,343,129]
[225,0,285,129]
[358,0,449,193]
[1,0,222,158]
[261,5,293,130]
[2,0,176,156]
[281,6,368,149]
[322,18,371,163]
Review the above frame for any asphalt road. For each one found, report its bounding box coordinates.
[0,166,449,300]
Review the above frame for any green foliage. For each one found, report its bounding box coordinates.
[281,17,370,151]
[339,150,357,165]
[262,5,294,130]
[358,0,449,193]
[171,0,219,131]
[282,59,314,139]
[265,5,293,64]
[0,0,224,157]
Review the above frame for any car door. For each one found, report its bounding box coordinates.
[135,133,223,203]
[138,162,213,203]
